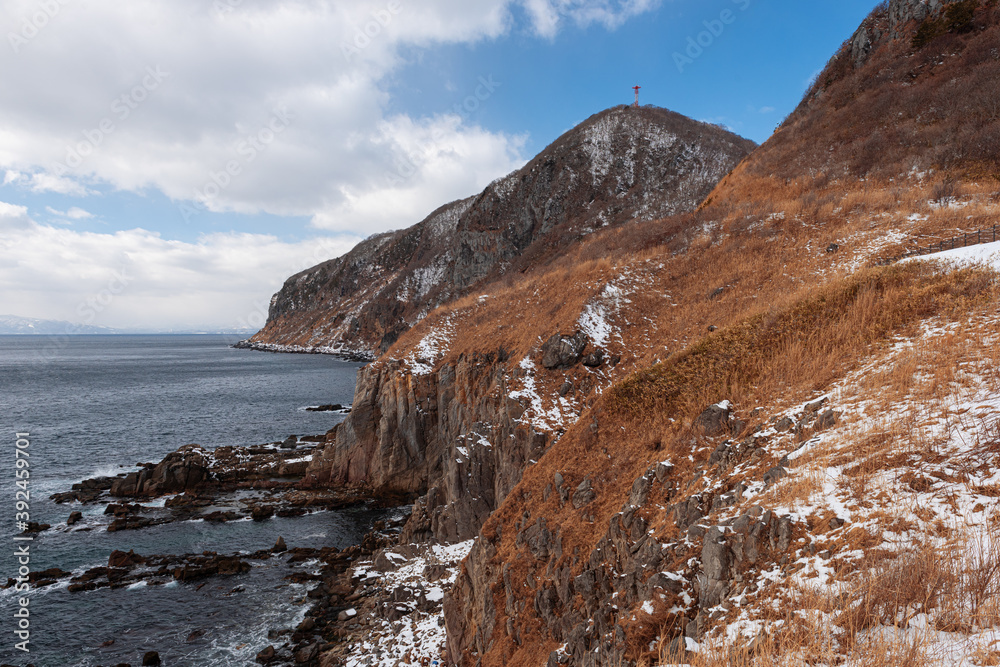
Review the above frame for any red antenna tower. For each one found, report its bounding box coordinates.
[632,85,641,108]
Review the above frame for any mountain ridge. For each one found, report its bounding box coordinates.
[245,105,756,358]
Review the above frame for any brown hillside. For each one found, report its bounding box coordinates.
[292,1,1000,666]
[245,106,756,357]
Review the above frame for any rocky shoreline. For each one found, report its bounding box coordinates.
[4,432,451,667]
[232,340,375,363]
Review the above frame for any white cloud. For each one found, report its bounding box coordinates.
[0,0,659,330]
[522,0,661,37]
[46,206,94,220]
[0,215,361,330]
[0,201,28,219]
[759,106,775,114]
[0,0,657,236]
[28,172,95,196]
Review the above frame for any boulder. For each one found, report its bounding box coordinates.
[572,477,596,509]
[541,332,588,369]
[111,445,210,498]
[108,550,146,569]
[815,409,837,431]
[695,402,732,437]
[67,511,83,526]
[251,505,275,522]
[22,522,50,533]
[295,642,320,663]
[273,536,288,553]
[141,651,161,666]
[256,646,277,664]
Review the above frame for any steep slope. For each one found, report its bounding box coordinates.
[261,1,1000,666]
[433,2,1000,666]
[244,106,756,357]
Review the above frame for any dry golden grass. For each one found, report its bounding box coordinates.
[393,11,1000,667]
[666,522,1000,666]
[606,264,994,425]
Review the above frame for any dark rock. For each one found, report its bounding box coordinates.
[762,466,788,487]
[273,536,287,553]
[141,651,161,666]
[572,477,596,509]
[111,444,210,498]
[581,350,605,368]
[774,416,794,432]
[251,505,275,522]
[67,511,83,526]
[815,409,837,430]
[826,243,839,253]
[280,436,298,450]
[295,643,320,663]
[695,402,731,437]
[709,286,725,300]
[541,332,588,369]
[22,522,50,533]
[558,381,574,397]
[256,645,277,663]
[107,516,154,532]
[108,550,145,569]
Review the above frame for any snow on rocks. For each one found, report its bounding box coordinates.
[344,540,475,667]
[577,278,633,349]
[695,306,1000,662]
[405,317,457,376]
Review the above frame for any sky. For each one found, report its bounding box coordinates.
[0,0,878,332]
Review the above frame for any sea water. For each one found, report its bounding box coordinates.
[0,335,375,666]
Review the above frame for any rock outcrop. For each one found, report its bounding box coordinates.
[247,106,756,357]
[110,444,210,497]
[301,351,552,543]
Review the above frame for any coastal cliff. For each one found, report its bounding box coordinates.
[252,0,1000,664]
[245,106,756,358]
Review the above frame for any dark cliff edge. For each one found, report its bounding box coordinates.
[244,105,756,358]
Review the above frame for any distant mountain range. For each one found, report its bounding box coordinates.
[0,315,256,336]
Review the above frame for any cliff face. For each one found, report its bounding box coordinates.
[437,3,1000,666]
[277,2,1000,665]
[247,106,756,357]
[302,351,549,543]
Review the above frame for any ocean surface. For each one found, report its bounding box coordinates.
[0,335,379,666]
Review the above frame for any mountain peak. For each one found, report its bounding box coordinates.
[247,106,755,357]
